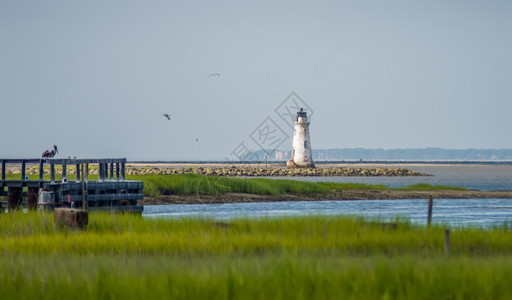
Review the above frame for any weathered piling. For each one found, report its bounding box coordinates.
[427,195,433,227]
[444,229,451,256]
[27,187,39,209]
[54,208,88,229]
[7,187,22,210]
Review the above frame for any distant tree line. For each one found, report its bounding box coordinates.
[256,148,512,161]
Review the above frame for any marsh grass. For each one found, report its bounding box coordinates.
[130,174,332,198]
[2,211,512,256]
[127,174,465,198]
[3,254,512,299]
[2,171,466,199]
[1,212,512,299]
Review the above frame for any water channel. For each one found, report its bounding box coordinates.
[143,164,512,228]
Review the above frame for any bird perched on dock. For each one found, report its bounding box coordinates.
[208,73,221,77]
[163,114,171,120]
[42,145,58,159]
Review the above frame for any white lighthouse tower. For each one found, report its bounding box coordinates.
[287,108,315,168]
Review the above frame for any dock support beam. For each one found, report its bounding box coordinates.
[21,161,26,180]
[62,161,67,180]
[75,164,81,182]
[50,162,55,183]
[121,162,125,180]
[39,160,44,181]
[7,187,23,210]
[1,160,6,181]
[27,187,38,210]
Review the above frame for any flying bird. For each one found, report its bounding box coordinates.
[163,114,171,120]
[208,73,221,77]
[196,138,199,142]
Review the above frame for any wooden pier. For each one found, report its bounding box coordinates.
[0,158,143,213]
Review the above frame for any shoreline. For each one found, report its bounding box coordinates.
[140,189,512,205]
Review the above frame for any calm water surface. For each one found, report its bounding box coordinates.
[271,164,512,191]
[143,199,512,228]
[143,164,512,227]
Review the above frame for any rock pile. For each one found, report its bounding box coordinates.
[5,166,428,177]
[125,167,428,177]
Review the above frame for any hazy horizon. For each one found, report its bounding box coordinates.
[2,1,512,161]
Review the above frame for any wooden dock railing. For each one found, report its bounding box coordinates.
[0,158,142,213]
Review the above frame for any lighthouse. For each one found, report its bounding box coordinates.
[287,108,315,168]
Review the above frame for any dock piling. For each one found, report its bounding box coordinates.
[427,195,433,227]
[21,161,26,181]
[1,160,6,181]
[62,161,67,180]
[7,187,23,210]
[444,229,451,256]
[50,162,55,183]
[75,163,80,182]
[27,187,38,209]
[39,160,44,181]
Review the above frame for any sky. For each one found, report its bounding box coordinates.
[1,1,512,160]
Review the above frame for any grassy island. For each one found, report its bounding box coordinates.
[128,174,512,204]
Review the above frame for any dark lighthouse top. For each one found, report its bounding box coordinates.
[296,108,307,121]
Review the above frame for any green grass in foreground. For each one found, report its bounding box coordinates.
[126,173,466,198]
[1,212,512,299]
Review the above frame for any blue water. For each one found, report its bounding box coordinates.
[143,198,512,228]
[270,164,512,191]
[142,164,512,227]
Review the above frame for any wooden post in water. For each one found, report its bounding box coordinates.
[427,195,433,227]
[444,229,451,256]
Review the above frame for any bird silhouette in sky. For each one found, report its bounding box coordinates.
[196,138,199,142]
[208,73,221,77]
[163,114,171,120]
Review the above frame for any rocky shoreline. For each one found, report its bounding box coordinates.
[125,166,429,177]
[4,166,428,177]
